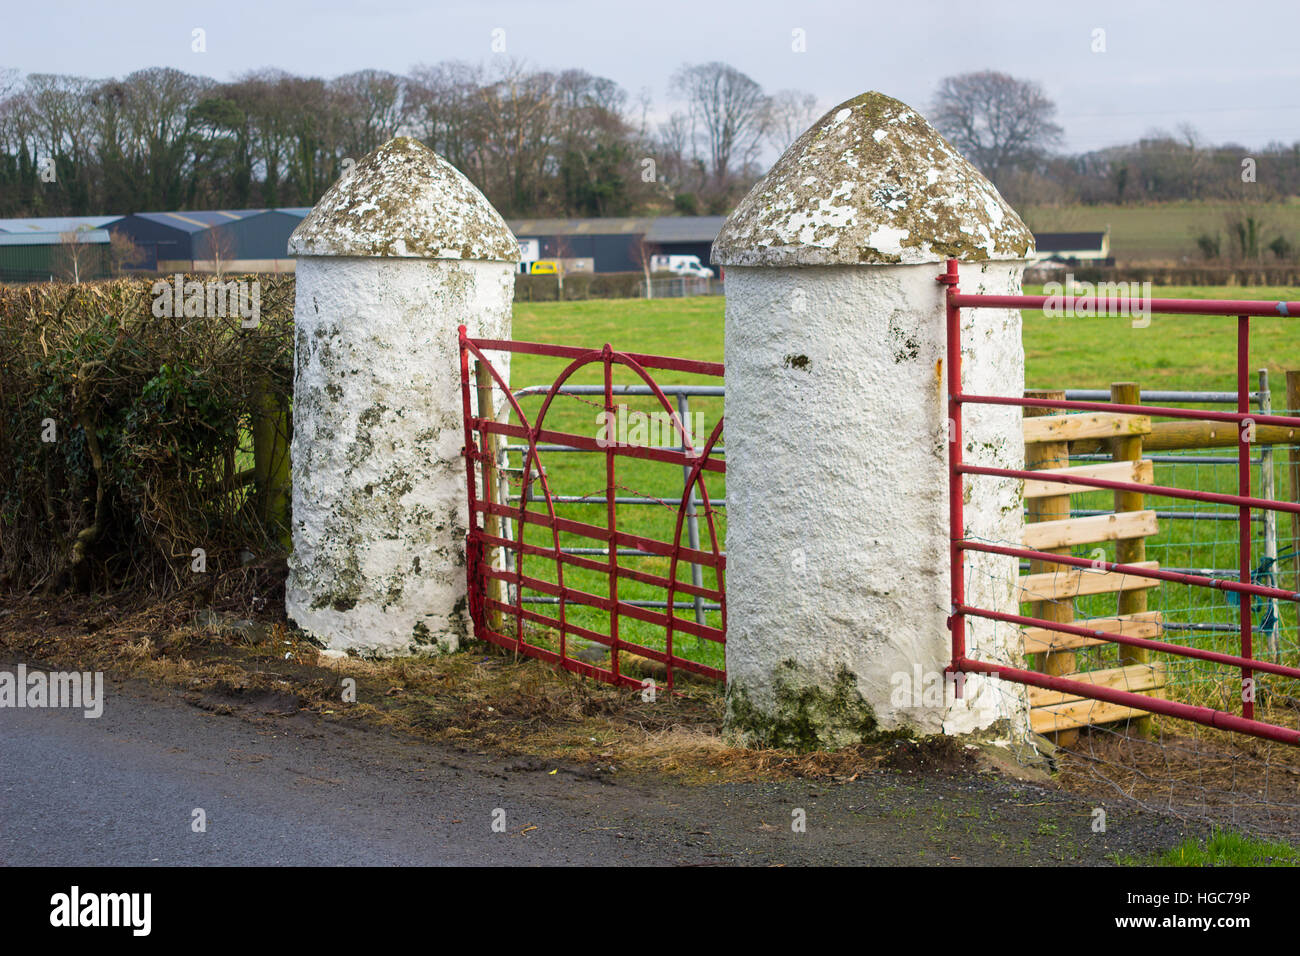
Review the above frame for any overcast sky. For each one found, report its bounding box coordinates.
[3,0,1298,154]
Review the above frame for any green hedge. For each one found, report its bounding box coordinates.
[0,275,293,595]
[1,268,662,598]
[513,271,646,302]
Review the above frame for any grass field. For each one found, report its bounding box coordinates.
[513,284,1300,424]
[1022,199,1300,263]
[497,298,728,672]
[1127,829,1300,867]
[503,290,1300,705]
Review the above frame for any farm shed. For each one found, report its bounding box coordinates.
[0,228,114,283]
[507,216,653,273]
[0,214,124,235]
[109,209,306,273]
[644,215,727,265]
[506,215,727,273]
[1030,230,1112,265]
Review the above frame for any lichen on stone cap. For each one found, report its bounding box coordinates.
[289,137,519,261]
[712,91,1034,268]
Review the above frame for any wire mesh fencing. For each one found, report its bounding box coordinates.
[944,255,1300,836]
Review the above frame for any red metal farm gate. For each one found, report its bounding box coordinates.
[942,257,1300,745]
[458,327,726,691]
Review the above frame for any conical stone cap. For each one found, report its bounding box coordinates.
[289,137,518,261]
[712,92,1034,267]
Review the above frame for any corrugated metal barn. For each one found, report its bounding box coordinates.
[108,209,307,272]
[507,216,727,273]
[644,216,727,265]
[0,217,119,283]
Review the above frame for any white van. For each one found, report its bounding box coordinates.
[650,254,714,278]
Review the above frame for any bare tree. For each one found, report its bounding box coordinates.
[199,224,238,277]
[632,236,659,299]
[654,110,699,195]
[119,68,210,209]
[53,230,93,283]
[473,59,559,215]
[24,73,98,205]
[408,60,484,175]
[670,62,769,190]
[108,229,146,274]
[330,69,411,158]
[765,90,820,155]
[553,234,573,299]
[930,71,1063,184]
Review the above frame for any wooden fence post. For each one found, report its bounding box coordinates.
[1025,389,1078,748]
[474,360,506,636]
[1112,381,1153,737]
[252,372,291,547]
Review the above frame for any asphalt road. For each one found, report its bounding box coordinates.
[0,666,1189,866]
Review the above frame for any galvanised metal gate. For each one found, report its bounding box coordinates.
[942,258,1300,745]
[458,327,726,691]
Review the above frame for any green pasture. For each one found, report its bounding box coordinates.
[502,298,727,672]
[1022,199,1300,262]
[502,289,1300,700]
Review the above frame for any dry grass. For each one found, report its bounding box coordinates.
[1049,722,1300,836]
[0,591,991,785]
[0,593,833,782]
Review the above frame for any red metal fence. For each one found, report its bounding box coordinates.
[458,327,726,692]
[942,257,1300,745]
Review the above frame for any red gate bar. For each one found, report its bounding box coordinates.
[956,604,1300,680]
[468,336,725,377]
[1238,314,1254,716]
[458,327,726,693]
[941,259,966,670]
[952,393,1300,429]
[948,291,1300,318]
[954,463,1300,516]
[963,540,1300,604]
[940,258,1300,744]
[956,657,1300,746]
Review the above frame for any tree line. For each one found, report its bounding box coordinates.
[931,70,1300,207]
[3,62,1298,226]
[0,61,819,221]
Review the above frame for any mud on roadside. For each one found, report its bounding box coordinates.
[0,593,983,780]
[0,591,1253,861]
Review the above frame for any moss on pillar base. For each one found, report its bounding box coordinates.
[725,659,899,752]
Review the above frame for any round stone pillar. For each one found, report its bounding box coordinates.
[713,92,1033,748]
[286,137,518,656]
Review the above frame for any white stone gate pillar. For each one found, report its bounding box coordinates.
[713,92,1033,748]
[286,137,518,656]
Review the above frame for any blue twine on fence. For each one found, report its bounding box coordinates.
[1226,547,1298,634]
